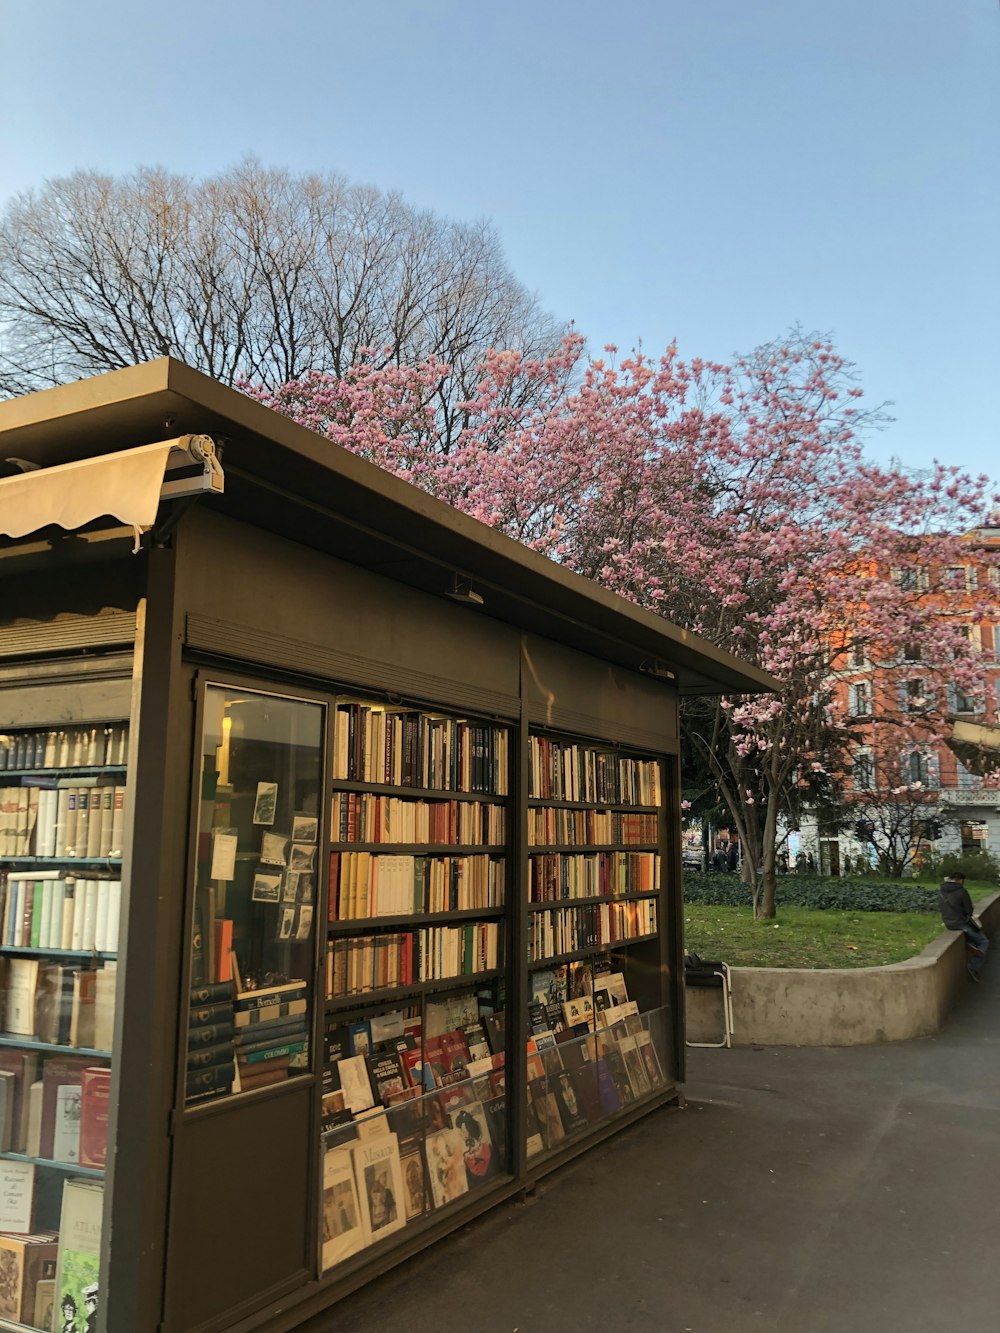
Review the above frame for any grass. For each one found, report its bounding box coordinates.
[683,903,945,969]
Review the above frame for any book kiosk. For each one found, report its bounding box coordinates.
[0,362,773,1333]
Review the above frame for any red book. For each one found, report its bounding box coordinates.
[79,1066,112,1169]
[213,918,233,985]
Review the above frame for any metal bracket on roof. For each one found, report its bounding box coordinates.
[159,434,225,500]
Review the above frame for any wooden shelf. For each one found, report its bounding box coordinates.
[526,798,659,813]
[329,906,506,933]
[527,844,659,853]
[527,893,658,911]
[326,968,505,1012]
[330,842,505,855]
[0,1149,104,1177]
[0,856,123,868]
[0,1035,111,1057]
[0,764,126,779]
[527,934,659,968]
[331,779,506,803]
[0,946,116,960]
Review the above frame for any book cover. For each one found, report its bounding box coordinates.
[337,1055,375,1115]
[79,1067,112,1170]
[0,1160,35,1234]
[617,1033,651,1097]
[40,1057,91,1163]
[53,1179,102,1333]
[481,1094,507,1169]
[398,1137,429,1221]
[482,1011,506,1056]
[0,1051,41,1154]
[550,1068,590,1135]
[528,1079,566,1150]
[351,1133,406,1245]
[68,969,98,1049]
[0,1231,57,1324]
[321,1144,366,1270]
[5,959,40,1038]
[452,1099,497,1184]
[424,1126,469,1209]
[636,1033,665,1088]
[365,1051,406,1107]
[0,1072,14,1153]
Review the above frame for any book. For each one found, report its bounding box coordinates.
[0,1160,35,1233]
[424,1126,470,1208]
[79,1067,112,1170]
[321,1144,366,1270]
[0,1071,14,1153]
[337,1055,375,1115]
[483,1011,505,1056]
[351,1133,406,1244]
[5,958,40,1037]
[550,1068,590,1134]
[452,1099,498,1184]
[68,968,98,1049]
[0,1052,38,1153]
[40,1057,92,1162]
[366,1051,407,1107]
[398,1137,429,1221]
[0,1231,58,1324]
[53,1180,102,1332]
[528,1078,566,1150]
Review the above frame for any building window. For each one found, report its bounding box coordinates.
[946,566,976,591]
[896,565,929,593]
[851,641,868,669]
[956,759,977,789]
[908,750,930,784]
[902,679,927,712]
[848,682,871,717]
[953,687,978,715]
[853,750,874,790]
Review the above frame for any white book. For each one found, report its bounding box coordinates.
[60,878,77,951]
[54,787,70,857]
[110,786,126,856]
[52,1084,81,1164]
[38,881,53,951]
[50,879,66,954]
[80,879,99,951]
[105,881,121,955]
[70,881,86,951]
[63,788,79,858]
[93,962,117,1052]
[94,882,111,954]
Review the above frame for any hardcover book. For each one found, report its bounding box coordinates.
[0,1231,57,1324]
[351,1133,406,1244]
[321,1144,366,1270]
[79,1067,112,1170]
[398,1137,429,1221]
[53,1179,103,1332]
[424,1127,469,1208]
[452,1099,497,1184]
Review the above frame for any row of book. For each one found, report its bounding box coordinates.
[326,924,502,997]
[528,851,660,901]
[527,807,659,847]
[3,957,116,1050]
[330,851,505,920]
[1,872,121,953]
[527,736,662,806]
[0,782,126,859]
[0,1176,103,1330]
[0,723,127,772]
[0,1047,110,1167]
[333,703,509,795]
[331,792,506,846]
[186,978,313,1104]
[527,898,658,960]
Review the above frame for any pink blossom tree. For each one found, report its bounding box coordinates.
[248,330,1000,918]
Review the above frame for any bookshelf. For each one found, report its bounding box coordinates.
[523,728,671,1161]
[0,723,124,1333]
[321,695,511,1272]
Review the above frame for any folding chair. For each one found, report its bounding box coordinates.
[684,954,734,1048]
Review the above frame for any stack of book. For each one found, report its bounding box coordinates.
[185,980,235,1104]
[233,980,308,1092]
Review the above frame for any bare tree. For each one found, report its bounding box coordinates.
[0,161,563,405]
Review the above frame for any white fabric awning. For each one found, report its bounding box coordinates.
[0,436,223,551]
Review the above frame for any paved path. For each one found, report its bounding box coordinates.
[306,963,999,1333]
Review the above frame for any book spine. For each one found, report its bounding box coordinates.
[74,789,91,858]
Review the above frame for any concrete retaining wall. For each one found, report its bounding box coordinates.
[685,890,1000,1048]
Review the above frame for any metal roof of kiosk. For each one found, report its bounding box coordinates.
[0,358,776,699]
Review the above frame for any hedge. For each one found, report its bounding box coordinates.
[682,870,941,913]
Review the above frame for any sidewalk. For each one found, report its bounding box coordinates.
[307,963,999,1333]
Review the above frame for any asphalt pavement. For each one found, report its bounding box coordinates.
[306,961,999,1333]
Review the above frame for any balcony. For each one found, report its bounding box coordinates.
[938,787,1000,808]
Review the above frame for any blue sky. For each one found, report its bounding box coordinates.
[1,0,996,484]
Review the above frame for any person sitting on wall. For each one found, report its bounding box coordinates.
[938,870,989,980]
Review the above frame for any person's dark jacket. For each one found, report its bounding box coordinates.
[939,879,974,930]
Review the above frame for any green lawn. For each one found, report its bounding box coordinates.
[683,903,945,969]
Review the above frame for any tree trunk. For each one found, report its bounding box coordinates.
[753,792,781,920]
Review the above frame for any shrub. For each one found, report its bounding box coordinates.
[682,870,941,913]
[919,848,1000,884]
